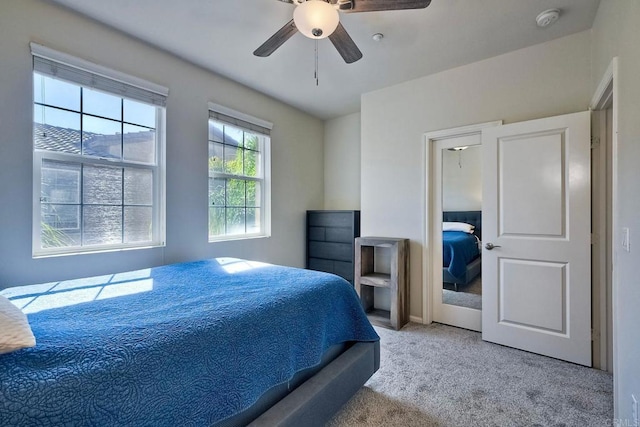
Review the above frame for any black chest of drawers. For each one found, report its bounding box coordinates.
[306,210,361,285]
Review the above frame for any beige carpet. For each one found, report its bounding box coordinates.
[328,323,613,426]
[442,275,482,310]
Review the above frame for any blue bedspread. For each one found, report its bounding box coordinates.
[0,258,378,426]
[443,231,480,279]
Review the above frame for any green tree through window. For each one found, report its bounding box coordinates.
[208,121,265,239]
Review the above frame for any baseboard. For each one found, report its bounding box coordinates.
[409,315,423,324]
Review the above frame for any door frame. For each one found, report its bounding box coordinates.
[590,57,618,373]
[422,121,501,325]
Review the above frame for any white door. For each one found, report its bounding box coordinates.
[481,111,591,366]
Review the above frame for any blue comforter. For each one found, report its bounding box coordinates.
[443,231,480,279]
[0,258,378,426]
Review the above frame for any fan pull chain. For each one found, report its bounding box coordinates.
[314,40,319,86]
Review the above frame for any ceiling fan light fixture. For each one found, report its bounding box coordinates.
[293,0,340,40]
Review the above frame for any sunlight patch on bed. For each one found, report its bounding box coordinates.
[15,287,102,313]
[216,257,270,274]
[50,275,116,292]
[96,279,154,301]
[111,269,152,282]
[4,272,154,314]
[0,282,59,298]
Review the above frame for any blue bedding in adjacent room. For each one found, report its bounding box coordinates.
[443,231,480,279]
[0,258,379,426]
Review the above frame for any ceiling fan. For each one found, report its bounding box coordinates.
[254,0,432,64]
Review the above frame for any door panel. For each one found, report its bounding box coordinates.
[500,259,566,333]
[500,133,565,237]
[482,111,591,366]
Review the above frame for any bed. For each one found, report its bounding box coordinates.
[442,211,482,291]
[0,258,380,426]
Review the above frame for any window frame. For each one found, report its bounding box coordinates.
[208,102,272,242]
[31,44,167,257]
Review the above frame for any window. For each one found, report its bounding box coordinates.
[31,44,167,256]
[208,103,271,241]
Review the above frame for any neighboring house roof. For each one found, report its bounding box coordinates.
[34,122,154,158]
[34,123,86,155]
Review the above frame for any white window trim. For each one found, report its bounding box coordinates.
[208,102,272,242]
[30,43,169,98]
[31,46,167,257]
[208,103,273,132]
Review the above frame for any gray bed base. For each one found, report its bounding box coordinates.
[443,255,481,291]
[216,340,380,427]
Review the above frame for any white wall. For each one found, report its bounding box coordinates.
[0,0,324,288]
[324,112,361,210]
[591,0,640,421]
[360,31,591,318]
[442,146,482,211]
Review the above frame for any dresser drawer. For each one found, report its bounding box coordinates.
[308,226,326,241]
[308,257,334,273]
[308,211,354,228]
[333,261,354,281]
[308,258,354,282]
[309,226,354,243]
[325,227,354,243]
[308,241,353,262]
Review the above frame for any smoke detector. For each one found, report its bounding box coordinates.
[536,8,561,28]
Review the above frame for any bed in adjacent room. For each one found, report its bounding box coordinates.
[0,258,379,427]
[442,211,482,291]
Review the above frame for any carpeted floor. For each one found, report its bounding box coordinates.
[443,275,482,310]
[328,323,613,426]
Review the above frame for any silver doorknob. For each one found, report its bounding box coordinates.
[485,242,501,250]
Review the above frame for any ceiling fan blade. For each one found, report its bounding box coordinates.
[254,20,298,57]
[328,22,363,64]
[276,0,296,4]
[339,0,431,13]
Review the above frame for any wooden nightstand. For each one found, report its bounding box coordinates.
[355,237,409,330]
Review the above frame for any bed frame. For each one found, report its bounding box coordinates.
[442,210,482,291]
[225,341,380,427]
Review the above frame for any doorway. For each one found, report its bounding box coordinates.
[590,57,618,372]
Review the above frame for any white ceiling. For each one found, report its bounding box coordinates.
[47,0,601,120]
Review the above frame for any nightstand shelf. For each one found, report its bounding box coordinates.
[355,237,409,330]
[365,308,392,325]
[359,273,391,288]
